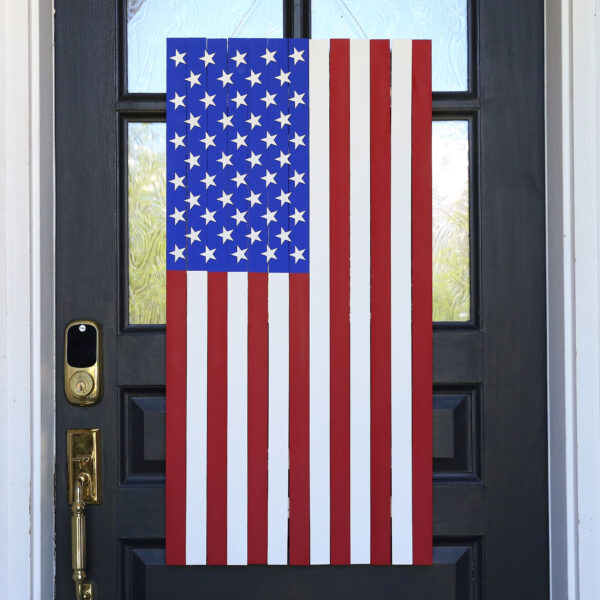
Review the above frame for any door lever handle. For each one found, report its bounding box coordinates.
[67,429,101,600]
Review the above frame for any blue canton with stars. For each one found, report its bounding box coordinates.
[166,38,309,274]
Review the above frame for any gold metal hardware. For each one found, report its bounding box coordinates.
[68,429,101,600]
[64,320,102,406]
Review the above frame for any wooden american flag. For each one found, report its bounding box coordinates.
[165,37,432,566]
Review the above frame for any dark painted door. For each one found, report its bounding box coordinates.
[55,1,548,598]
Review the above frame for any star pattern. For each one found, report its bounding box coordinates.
[167,38,309,273]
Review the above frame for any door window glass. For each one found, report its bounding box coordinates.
[312,0,468,91]
[127,121,471,324]
[127,0,284,93]
[432,121,470,322]
[128,122,166,324]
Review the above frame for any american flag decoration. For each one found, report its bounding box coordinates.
[165,37,432,567]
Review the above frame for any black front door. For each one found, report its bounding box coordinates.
[55,1,548,598]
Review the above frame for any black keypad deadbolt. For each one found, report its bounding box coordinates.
[64,320,102,406]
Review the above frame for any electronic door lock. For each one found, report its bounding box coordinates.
[64,320,102,406]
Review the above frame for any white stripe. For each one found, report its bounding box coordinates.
[349,38,371,565]
[227,272,248,564]
[267,273,289,564]
[391,39,413,566]
[308,38,331,565]
[186,270,207,564]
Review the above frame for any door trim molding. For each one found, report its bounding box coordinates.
[0,0,55,598]
[546,0,600,598]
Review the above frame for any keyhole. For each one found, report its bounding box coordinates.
[77,381,86,392]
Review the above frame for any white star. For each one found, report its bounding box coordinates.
[170,49,186,67]
[217,70,233,86]
[200,91,216,108]
[231,49,247,67]
[217,112,234,129]
[186,227,201,244]
[276,189,291,205]
[275,111,291,128]
[290,170,306,186]
[200,245,216,262]
[289,47,305,64]
[290,246,306,263]
[290,207,305,224]
[216,151,233,169]
[217,191,233,207]
[261,169,277,187]
[185,192,200,208]
[275,69,291,86]
[217,226,233,244]
[184,152,200,169]
[185,71,201,87]
[275,227,291,245]
[170,173,185,189]
[201,132,216,148]
[262,207,277,225]
[246,227,262,244]
[199,50,215,66]
[261,131,277,148]
[170,92,185,110]
[170,244,185,261]
[231,208,247,225]
[246,113,262,129]
[231,170,248,187]
[170,207,186,224]
[232,245,248,262]
[246,70,262,87]
[261,245,277,262]
[261,48,277,64]
[201,173,216,188]
[184,113,201,130]
[260,90,277,108]
[231,90,248,108]
[232,132,248,149]
[246,190,261,206]
[290,90,305,107]
[201,208,216,224]
[275,151,291,167]
[170,132,186,149]
[246,151,262,168]
[291,132,306,148]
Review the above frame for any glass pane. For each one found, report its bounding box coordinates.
[127,0,284,93]
[432,120,470,322]
[128,120,470,324]
[312,0,468,91]
[128,122,166,324]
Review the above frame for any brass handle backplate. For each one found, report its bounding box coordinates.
[68,429,101,600]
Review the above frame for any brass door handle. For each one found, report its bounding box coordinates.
[72,474,93,600]
[68,429,101,600]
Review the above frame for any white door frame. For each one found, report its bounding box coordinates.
[546,0,600,598]
[0,0,596,598]
[0,0,55,598]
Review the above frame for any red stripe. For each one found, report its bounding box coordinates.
[369,39,392,565]
[411,40,433,565]
[329,38,351,565]
[247,272,269,564]
[166,270,187,564]
[289,273,310,564]
[206,271,228,564]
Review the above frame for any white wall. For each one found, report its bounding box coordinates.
[0,1,55,599]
